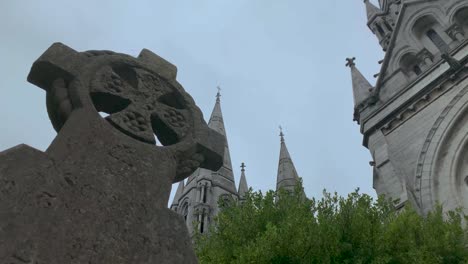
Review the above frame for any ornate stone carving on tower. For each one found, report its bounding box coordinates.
[170,89,243,235]
[349,1,468,214]
[0,43,225,263]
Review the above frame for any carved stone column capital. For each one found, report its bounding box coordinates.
[416,48,434,68]
[446,24,465,42]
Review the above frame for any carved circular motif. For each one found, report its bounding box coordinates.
[27,43,225,183]
[87,60,191,145]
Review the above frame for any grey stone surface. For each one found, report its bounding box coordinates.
[351,0,468,215]
[0,43,225,263]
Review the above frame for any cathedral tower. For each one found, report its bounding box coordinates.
[349,0,468,214]
[170,90,243,234]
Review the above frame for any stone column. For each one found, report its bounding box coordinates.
[416,48,434,71]
[446,24,465,42]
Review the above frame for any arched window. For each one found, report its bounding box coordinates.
[453,7,468,33]
[200,213,205,233]
[181,202,189,222]
[202,185,207,203]
[400,53,422,78]
[412,15,447,54]
[426,29,448,52]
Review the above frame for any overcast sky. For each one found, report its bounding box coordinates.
[0,0,385,201]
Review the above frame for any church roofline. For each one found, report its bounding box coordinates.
[357,1,468,128]
[372,0,446,98]
[372,2,406,97]
[359,45,468,148]
[353,1,409,120]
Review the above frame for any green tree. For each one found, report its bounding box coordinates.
[195,183,468,264]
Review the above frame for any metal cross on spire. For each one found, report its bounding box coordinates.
[240,162,246,172]
[216,85,221,102]
[346,57,356,67]
[279,126,285,143]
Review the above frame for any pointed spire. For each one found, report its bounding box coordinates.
[207,87,237,193]
[170,180,185,210]
[238,163,249,199]
[346,57,373,108]
[276,127,300,192]
[364,0,381,21]
[209,86,226,136]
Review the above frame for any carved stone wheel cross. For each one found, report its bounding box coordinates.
[28,43,224,181]
[0,43,224,263]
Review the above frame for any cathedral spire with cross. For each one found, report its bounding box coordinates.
[346,57,373,122]
[238,162,249,200]
[276,126,301,192]
[216,85,221,102]
[171,87,238,235]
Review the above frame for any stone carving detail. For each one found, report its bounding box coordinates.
[416,48,434,69]
[382,84,446,135]
[445,23,465,42]
[0,43,225,263]
[382,62,467,135]
[412,76,468,213]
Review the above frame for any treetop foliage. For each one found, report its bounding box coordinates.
[195,183,468,264]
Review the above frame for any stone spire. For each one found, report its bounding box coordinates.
[365,0,381,21]
[363,0,393,51]
[170,181,185,210]
[207,87,237,194]
[209,86,227,137]
[238,163,249,199]
[276,127,300,192]
[346,57,373,108]
[174,87,238,234]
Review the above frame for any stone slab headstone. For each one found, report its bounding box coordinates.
[0,43,224,264]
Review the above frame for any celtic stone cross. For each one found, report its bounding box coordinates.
[0,43,224,263]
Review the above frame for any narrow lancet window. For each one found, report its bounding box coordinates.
[376,24,385,36]
[384,21,393,32]
[202,185,207,203]
[182,203,188,222]
[426,29,449,53]
[200,213,205,233]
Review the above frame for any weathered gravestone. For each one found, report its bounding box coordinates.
[0,43,224,263]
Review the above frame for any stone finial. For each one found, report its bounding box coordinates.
[279,126,285,143]
[216,85,221,102]
[346,57,356,67]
